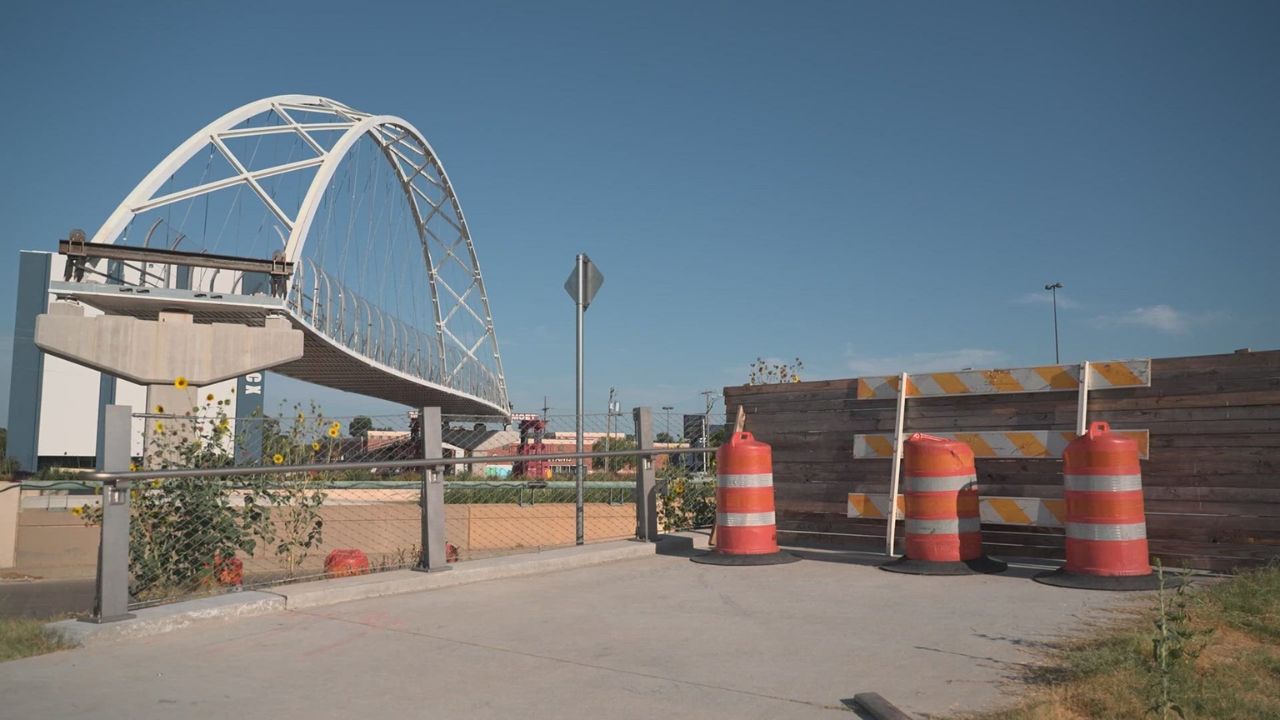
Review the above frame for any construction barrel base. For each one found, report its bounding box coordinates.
[1032,567,1175,591]
[691,550,800,566]
[879,555,1008,576]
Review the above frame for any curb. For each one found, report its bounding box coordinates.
[45,540,656,646]
[46,591,284,647]
[278,539,655,610]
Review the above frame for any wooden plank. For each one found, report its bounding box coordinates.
[751,350,1280,571]
[1092,390,1280,411]
[1152,434,1280,448]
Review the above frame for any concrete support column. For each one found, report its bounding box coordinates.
[142,384,200,469]
[140,311,200,468]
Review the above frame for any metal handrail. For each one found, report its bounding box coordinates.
[284,259,507,409]
[82,445,717,484]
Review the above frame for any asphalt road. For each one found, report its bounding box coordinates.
[0,578,95,619]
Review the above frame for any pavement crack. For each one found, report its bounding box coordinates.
[290,608,847,714]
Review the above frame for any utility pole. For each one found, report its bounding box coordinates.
[661,405,673,440]
[1045,282,1064,364]
[541,396,550,420]
[604,386,616,470]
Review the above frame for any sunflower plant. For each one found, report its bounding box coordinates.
[656,465,716,531]
[82,393,271,602]
[81,396,344,600]
[256,402,336,576]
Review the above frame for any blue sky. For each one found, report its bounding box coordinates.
[1,1,1276,423]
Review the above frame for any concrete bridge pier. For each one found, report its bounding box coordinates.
[35,302,305,468]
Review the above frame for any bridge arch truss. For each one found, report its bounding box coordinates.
[82,95,508,414]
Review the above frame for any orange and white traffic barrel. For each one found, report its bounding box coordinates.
[1036,421,1161,590]
[692,432,799,566]
[882,433,1006,575]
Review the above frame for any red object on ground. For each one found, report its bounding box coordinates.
[902,433,983,563]
[446,542,459,563]
[325,549,371,577]
[213,553,243,587]
[713,432,781,555]
[1062,421,1151,577]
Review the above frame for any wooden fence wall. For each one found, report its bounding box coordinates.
[723,350,1280,572]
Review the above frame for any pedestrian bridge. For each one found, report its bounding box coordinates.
[51,95,508,416]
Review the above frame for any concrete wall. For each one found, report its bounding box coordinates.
[0,481,20,569]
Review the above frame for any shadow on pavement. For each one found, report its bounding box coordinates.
[654,534,699,557]
[785,546,888,569]
[780,540,1068,580]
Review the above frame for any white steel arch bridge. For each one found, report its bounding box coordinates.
[52,95,509,416]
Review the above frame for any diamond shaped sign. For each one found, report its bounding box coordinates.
[564,255,604,310]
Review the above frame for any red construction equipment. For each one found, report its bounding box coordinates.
[882,433,1006,575]
[692,432,798,565]
[512,418,551,479]
[1036,421,1161,590]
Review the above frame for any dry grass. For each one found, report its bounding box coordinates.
[960,564,1280,720]
[0,617,71,662]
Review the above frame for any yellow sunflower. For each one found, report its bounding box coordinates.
[154,421,165,434]
[154,404,165,413]
[311,441,321,451]
[206,393,215,402]
[174,376,189,389]
[327,425,340,438]
[272,453,285,465]
[129,463,138,472]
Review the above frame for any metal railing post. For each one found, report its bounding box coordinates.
[414,406,451,572]
[88,404,135,623]
[633,406,658,541]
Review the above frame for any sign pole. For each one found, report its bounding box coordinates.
[563,252,602,547]
[575,253,585,545]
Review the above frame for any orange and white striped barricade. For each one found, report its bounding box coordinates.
[1035,421,1162,590]
[692,432,799,566]
[882,433,1006,575]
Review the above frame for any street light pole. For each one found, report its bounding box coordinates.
[661,405,673,440]
[1045,282,1064,364]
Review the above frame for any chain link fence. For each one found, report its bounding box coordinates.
[16,399,727,611]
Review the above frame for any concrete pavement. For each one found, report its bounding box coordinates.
[0,537,1142,719]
